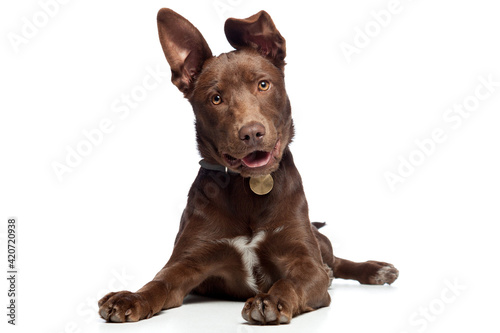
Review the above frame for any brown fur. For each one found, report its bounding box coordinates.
[98,9,398,325]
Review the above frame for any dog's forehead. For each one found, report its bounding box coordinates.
[198,50,280,87]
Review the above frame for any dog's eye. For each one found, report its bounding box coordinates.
[211,94,222,105]
[258,80,270,91]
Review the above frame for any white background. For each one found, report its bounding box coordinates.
[1,0,499,332]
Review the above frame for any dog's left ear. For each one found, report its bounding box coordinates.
[224,11,286,70]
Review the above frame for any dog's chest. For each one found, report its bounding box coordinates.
[218,230,272,293]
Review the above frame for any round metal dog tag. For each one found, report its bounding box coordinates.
[249,174,274,195]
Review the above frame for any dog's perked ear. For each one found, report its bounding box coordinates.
[224,11,286,70]
[157,8,213,95]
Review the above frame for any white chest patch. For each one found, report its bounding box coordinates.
[221,231,266,293]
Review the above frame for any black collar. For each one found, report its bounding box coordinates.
[199,159,240,175]
[199,159,275,195]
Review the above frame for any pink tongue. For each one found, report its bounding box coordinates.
[242,151,272,168]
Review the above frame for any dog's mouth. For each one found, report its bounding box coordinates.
[225,150,271,168]
[223,139,281,172]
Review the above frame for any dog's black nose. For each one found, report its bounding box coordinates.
[239,122,266,146]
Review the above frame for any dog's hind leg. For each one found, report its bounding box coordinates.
[311,223,335,284]
[332,258,398,285]
[311,223,398,285]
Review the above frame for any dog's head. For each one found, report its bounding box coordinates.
[157,9,293,178]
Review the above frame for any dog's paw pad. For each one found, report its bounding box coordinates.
[368,262,399,285]
[98,291,151,323]
[242,294,291,325]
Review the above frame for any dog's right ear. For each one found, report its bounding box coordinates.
[157,9,212,95]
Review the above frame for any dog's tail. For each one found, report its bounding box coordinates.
[312,222,327,229]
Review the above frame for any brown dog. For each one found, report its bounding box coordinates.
[98,9,398,325]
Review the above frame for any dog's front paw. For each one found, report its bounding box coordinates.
[242,293,291,325]
[98,291,152,322]
[367,261,399,285]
